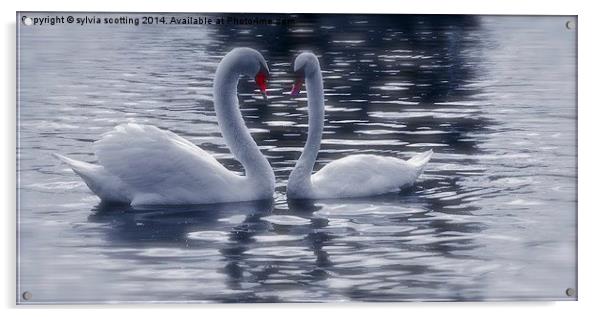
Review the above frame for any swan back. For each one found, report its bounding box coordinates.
[309,151,433,199]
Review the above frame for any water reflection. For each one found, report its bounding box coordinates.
[88,200,274,244]
[83,192,489,301]
[17,14,576,302]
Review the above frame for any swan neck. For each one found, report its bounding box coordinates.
[213,61,274,188]
[289,70,324,190]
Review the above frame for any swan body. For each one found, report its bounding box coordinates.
[287,52,432,199]
[56,48,275,206]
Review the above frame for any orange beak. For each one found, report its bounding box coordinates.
[291,77,303,96]
[255,71,268,98]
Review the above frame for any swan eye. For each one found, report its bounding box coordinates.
[255,71,268,94]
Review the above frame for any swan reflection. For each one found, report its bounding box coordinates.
[85,191,488,302]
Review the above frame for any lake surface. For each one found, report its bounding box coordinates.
[17,13,577,303]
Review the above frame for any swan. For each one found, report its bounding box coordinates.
[55,48,275,206]
[286,52,433,199]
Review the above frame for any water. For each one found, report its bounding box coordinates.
[17,14,577,303]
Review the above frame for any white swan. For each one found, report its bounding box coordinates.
[55,48,275,206]
[286,52,433,199]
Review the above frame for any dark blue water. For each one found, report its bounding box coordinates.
[17,13,576,303]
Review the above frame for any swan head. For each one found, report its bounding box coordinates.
[291,52,320,96]
[225,47,270,98]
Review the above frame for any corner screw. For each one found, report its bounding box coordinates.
[22,291,32,301]
[565,21,575,30]
[565,288,575,297]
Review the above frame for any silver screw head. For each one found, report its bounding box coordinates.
[565,21,575,30]
[566,288,575,297]
[22,291,32,301]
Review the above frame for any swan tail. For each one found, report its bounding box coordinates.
[53,153,131,204]
[53,153,96,172]
[407,149,433,174]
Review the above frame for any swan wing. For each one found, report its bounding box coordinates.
[311,152,432,198]
[93,123,241,204]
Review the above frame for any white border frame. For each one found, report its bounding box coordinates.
[3,0,599,316]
